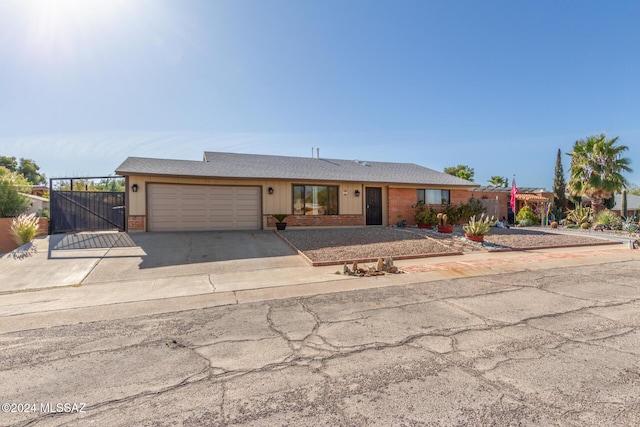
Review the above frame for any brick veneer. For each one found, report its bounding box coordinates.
[267,215,364,227]
[387,188,474,225]
[388,188,418,225]
[0,217,48,254]
[127,215,146,232]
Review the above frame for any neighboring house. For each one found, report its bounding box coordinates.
[470,186,552,221]
[30,185,48,197]
[610,193,640,216]
[20,193,50,216]
[115,151,477,232]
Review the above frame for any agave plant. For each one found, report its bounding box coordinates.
[565,203,593,226]
[622,216,639,235]
[463,214,497,236]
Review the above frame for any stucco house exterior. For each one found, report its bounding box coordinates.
[115,151,477,232]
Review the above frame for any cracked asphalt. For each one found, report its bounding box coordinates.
[2,260,640,426]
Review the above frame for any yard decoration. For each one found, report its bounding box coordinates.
[462,213,496,243]
[272,214,289,231]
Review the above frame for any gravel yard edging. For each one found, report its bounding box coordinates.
[485,240,620,252]
[273,230,462,266]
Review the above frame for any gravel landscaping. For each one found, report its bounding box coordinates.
[482,227,620,249]
[278,226,619,263]
[278,227,458,262]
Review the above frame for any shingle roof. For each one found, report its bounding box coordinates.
[613,193,640,211]
[115,152,476,187]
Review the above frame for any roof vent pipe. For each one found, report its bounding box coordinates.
[311,147,314,158]
[317,148,319,159]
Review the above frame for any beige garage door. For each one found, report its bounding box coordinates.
[148,184,261,231]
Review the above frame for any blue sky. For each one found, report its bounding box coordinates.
[0,0,638,189]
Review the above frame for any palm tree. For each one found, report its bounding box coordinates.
[567,133,632,213]
[487,176,507,187]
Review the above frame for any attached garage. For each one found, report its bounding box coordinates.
[147,184,261,231]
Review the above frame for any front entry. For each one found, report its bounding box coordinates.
[366,187,383,225]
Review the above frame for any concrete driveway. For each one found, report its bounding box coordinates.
[0,230,306,289]
[1,231,343,314]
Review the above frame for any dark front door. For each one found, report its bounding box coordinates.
[366,187,383,225]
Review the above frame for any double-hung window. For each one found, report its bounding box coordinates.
[417,189,450,205]
[293,185,338,215]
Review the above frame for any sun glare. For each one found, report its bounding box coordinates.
[24,0,130,65]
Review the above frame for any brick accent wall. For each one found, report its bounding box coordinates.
[127,215,146,232]
[0,217,48,254]
[267,215,364,227]
[450,189,472,206]
[388,188,418,225]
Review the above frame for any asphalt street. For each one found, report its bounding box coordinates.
[1,259,639,426]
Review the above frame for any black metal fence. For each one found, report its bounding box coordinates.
[49,177,126,234]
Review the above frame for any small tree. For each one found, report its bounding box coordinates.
[0,167,30,218]
[553,148,567,217]
[0,156,46,184]
[444,165,474,182]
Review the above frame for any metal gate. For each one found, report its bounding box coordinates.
[50,177,125,234]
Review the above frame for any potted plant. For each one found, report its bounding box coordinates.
[437,213,454,233]
[272,214,289,230]
[416,207,437,228]
[463,213,496,243]
[417,210,437,228]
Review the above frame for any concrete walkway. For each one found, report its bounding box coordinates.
[1,229,639,334]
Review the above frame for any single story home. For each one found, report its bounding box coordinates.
[21,193,50,216]
[610,193,640,216]
[115,151,477,232]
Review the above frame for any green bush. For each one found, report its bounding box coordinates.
[458,198,485,223]
[516,206,538,226]
[595,210,621,229]
[11,213,40,245]
[0,180,30,218]
[440,198,485,225]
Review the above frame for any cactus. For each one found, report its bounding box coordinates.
[437,212,449,226]
[621,189,628,218]
[463,214,496,236]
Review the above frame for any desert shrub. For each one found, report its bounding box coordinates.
[595,210,621,229]
[516,206,538,226]
[11,213,40,245]
[440,198,485,225]
[413,202,437,224]
[458,198,485,223]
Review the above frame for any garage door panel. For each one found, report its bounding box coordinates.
[148,184,261,231]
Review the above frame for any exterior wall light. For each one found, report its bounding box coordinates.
[132,184,138,193]
[355,190,360,197]
[268,187,274,194]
